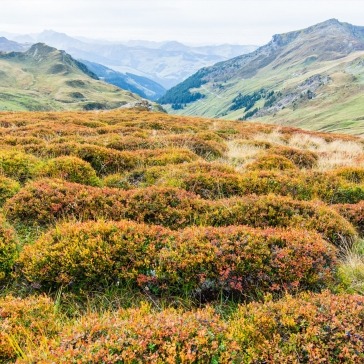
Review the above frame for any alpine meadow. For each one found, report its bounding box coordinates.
[0,1,364,363]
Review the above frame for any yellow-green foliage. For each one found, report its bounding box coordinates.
[37,156,101,186]
[0,176,20,206]
[0,216,18,281]
[246,153,298,171]
[0,150,40,182]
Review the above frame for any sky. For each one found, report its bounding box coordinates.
[1,0,363,45]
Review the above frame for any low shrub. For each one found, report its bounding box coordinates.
[0,176,20,206]
[5,180,356,245]
[37,156,101,186]
[18,221,336,297]
[209,194,356,246]
[0,216,18,281]
[163,135,227,159]
[137,148,199,166]
[181,170,244,199]
[21,305,232,363]
[0,295,60,362]
[334,201,364,235]
[17,292,364,363]
[307,172,364,204]
[229,291,364,363]
[0,150,40,182]
[239,171,313,200]
[246,154,298,171]
[4,179,205,228]
[271,146,318,169]
[102,173,131,189]
[334,167,364,184]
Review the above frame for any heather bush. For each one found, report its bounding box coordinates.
[0,176,20,206]
[5,180,356,245]
[0,150,40,182]
[271,145,318,169]
[334,201,364,235]
[229,291,364,363]
[18,221,336,297]
[21,305,232,363]
[246,154,298,171]
[37,156,101,186]
[334,166,364,183]
[0,216,18,281]
[163,135,227,159]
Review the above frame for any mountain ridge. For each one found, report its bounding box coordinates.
[159,19,364,135]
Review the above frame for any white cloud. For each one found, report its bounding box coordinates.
[0,0,363,45]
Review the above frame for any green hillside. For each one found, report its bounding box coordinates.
[0,43,159,111]
[160,19,364,135]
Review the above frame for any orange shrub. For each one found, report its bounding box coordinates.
[37,156,101,186]
[209,194,356,246]
[18,221,336,296]
[22,305,232,363]
[0,216,18,281]
[4,180,206,228]
[5,180,356,245]
[0,295,59,362]
[246,154,298,171]
[333,201,364,235]
[229,291,364,363]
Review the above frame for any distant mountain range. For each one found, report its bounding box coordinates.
[0,43,160,111]
[4,30,258,88]
[81,60,166,101]
[160,19,364,135]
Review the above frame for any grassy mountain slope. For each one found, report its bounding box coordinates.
[0,43,157,111]
[160,19,364,135]
[81,60,166,101]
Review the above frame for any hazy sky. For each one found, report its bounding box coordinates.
[1,0,363,45]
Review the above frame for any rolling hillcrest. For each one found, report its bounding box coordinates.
[160,19,364,135]
[0,43,160,111]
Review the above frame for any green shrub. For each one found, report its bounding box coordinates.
[0,176,20,206]
[102,173,131,189]
[0,149,40,182]
[37,156,101,186]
